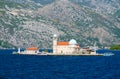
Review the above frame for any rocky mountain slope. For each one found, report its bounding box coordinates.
[0,0,120,48]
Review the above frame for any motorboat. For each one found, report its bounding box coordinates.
[103,52,114,56]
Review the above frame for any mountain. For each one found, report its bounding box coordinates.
[0,0,120,48]
[71,0,120,14]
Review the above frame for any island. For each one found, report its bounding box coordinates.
[13,34,113,56]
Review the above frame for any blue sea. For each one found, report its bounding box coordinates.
[0,49,120,79]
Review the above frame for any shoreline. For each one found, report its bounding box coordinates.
[13,52,104,56]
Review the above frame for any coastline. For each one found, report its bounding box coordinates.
[13,52,104,56]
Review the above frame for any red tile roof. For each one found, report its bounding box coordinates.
[57,42,69,45]
[26,47,38,50]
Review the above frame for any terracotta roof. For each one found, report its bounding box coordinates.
[26,47,38,50]
[57,42,69,45]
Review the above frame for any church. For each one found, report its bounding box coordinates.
[53,34,80,55]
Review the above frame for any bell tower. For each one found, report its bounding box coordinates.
[53,34,57,54]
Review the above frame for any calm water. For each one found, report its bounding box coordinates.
[0,49,120,79]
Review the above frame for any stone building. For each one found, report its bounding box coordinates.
[19,47,39,54]
[53,34,80,54]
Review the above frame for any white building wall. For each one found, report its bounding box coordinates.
[22,50,38,54]
[91,51,96,54]
[56,46,75,54]
[53,37,57,54]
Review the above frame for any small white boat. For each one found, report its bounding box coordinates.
[103,52,114,56]
[12,52,19,54]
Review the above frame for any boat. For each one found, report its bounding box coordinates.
[103,52,114,56]
[12,51,19,54]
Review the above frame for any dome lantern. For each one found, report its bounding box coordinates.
[53,34,57,38]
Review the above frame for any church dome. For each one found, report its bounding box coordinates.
[69,39,77,45]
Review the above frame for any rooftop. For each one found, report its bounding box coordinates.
[57,42,69,45]
[26,47,38,51]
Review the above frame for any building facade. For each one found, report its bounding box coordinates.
[19,47,39,54]
[53,34,80,54]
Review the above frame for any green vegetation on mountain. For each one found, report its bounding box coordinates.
[114,10,120,18]
[110,45,120,50]
[0,40,16,48]
[0,0,24,8]
[0,0,120,48]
